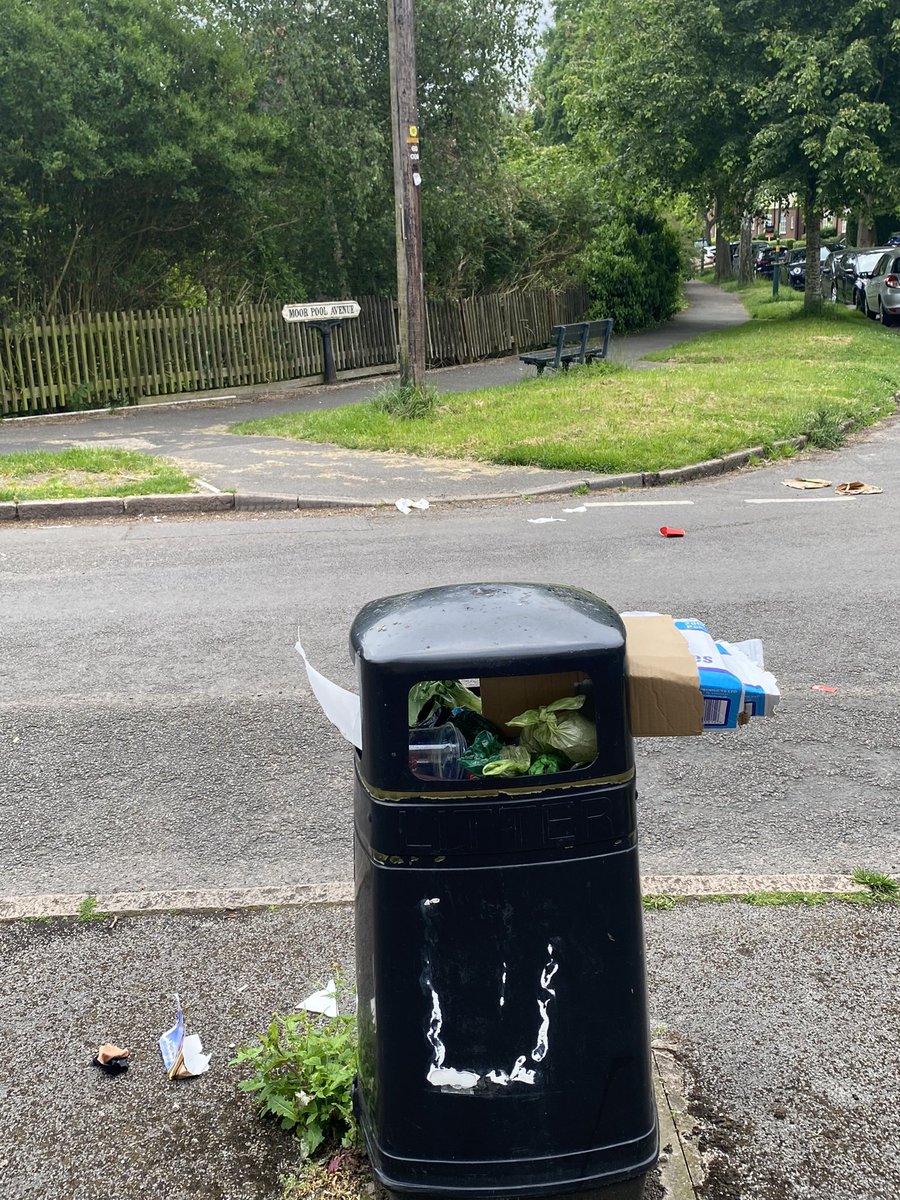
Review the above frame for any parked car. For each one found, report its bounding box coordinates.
[787,246,834,291]
[861,249,900,325]
[754,244,780,277]
[886,232,900,246]
[832,248,891,308]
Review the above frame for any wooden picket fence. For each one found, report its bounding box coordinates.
[0,284,588,417]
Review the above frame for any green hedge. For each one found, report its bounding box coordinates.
[582,211,684,333]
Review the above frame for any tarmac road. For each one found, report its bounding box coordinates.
[2,414,899,898]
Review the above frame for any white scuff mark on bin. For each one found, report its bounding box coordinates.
[485,1069,510,1085]
[422,898,441,907]
[499,962,507,1009]
[509,1055,536,1085]
[531,943,558,1063]
[424,977,481,1091]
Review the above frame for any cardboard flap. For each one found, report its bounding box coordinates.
[624,614,703,737]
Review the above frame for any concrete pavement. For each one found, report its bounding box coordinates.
[2,898,897,1200]
[0,283,749,505]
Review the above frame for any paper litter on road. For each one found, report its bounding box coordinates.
[395,498,430,514]
[527,517,566,524]
[563,506,587,513]
[296,640,362,750]
[835,481,882,495]
[300,979,338,1017]
[783,477,832,489]
[92,1043,130,1075]
[159,995,211,1079]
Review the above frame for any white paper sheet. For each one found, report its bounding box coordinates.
[295,641,363,749]
[301,978,338,1017]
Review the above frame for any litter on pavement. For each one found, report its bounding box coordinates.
[835,481,882,496]
[659,526,685,538]
[395,498,430,514]
[783,477,832,489]
[300,979,338,1017]
[92,1043,130,1075]
[527,517,565,524]
[159,995,211,1080]
[812,685,838,694]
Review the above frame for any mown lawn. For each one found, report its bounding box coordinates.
[0,447,195,501]
[229,284,900,474]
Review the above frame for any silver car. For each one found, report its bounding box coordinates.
[862,249,900,326]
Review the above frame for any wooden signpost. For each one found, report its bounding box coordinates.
[281,300,361,384]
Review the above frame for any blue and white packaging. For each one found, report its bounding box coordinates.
[717,641,780,718]
[674,619,744,729]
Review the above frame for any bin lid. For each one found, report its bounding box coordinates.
[350,582,624,675]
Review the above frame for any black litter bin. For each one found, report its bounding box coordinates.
[351,582,658,1198]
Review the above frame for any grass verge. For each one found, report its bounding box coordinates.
[228,282,900,474]
[0,447,194,501]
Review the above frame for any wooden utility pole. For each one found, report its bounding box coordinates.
[387,0,426,387]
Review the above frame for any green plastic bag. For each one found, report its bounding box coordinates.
[528,753,567,775]
[458,730,505,777]
[482,745,532,777]
[409,680,482,726]
[507,695,597,765]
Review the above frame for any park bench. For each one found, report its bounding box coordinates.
[519,318,614,375]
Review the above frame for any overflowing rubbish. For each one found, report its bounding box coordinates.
[410,723,469,780]
[159,995,211,1080]
[659,526,685,538]
[92,1043,130,1075]
[300,979,338,1017]
[395,498,430,514]
[783,477,831,489]
[835,481,882,496]
[298,605,780,760]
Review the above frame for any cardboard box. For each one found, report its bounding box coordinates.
[477,614,704,740]
[480,671,588,735]
[623,614,704,736]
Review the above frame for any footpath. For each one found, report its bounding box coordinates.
[0,283,748,511]
[1,896,897,1200]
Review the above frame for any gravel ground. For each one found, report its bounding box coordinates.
[1,902,898,1200]
[0,907,355,1200]
[645,902,900,1200]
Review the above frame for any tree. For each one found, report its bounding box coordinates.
[0,0,276,317]
[741,0,899,305]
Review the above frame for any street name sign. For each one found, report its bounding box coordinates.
[281,301,360,322]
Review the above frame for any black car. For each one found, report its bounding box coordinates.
[832,247,891,308]
[754,244,780,277]
[787,246,834,291]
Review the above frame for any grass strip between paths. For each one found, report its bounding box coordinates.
[230,283,900,473]
[0,447,195,502]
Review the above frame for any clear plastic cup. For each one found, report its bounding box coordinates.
[409,723,468,781]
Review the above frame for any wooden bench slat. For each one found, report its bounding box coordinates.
[519,319,613,374]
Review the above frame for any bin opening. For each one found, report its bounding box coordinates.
[407,670,598,783]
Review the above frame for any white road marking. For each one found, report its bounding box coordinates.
[582,500,695,508]
[745,497,851,504]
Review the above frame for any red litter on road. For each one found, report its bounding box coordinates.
[659,526,685,538]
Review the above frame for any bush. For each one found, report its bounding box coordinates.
[581,211,684,333]
[232,993,358,1160]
